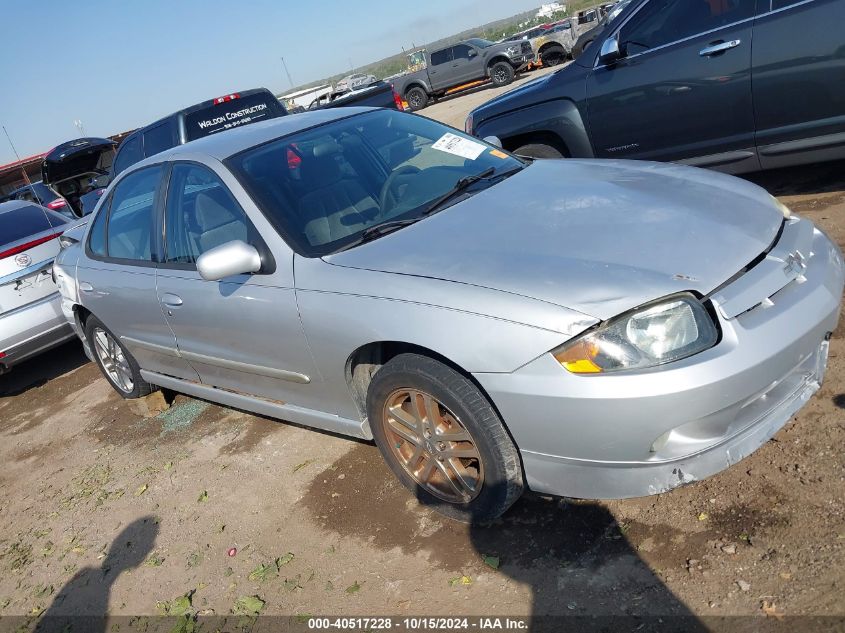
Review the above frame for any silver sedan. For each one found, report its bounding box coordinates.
[53,107,844,521]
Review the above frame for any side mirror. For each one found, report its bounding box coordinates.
[196,240,262,281]
[483,135,503,148]
[599,34,622,65]
[468,49,477,58]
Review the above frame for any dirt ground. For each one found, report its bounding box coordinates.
[1,67,844,628]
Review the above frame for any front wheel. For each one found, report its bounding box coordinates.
[367,353,524,522]
[489,62,515,87]
[85,315,154,399]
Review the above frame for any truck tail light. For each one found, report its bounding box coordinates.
[213,93,240,105]
[391,85,404,111]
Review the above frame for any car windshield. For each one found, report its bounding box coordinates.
[227,109,525,257]
[465,38,494,48]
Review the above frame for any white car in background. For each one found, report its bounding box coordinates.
[0,201,76,373]
[335,73,377,92]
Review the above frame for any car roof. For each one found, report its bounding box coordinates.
[132,106,376,166]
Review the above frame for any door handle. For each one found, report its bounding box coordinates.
[161,293,183,307]
[79,282,94,293]
[699,39,740,57]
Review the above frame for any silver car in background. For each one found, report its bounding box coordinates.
[0,201,76,373]
[53,108,844,521]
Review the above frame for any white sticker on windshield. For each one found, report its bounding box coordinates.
[431,133,486,160]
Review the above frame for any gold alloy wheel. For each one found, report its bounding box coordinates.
[382,389,484,503]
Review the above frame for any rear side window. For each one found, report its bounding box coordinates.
[113,135,143,175]
[105,166,163,262]
[163,163,251,264]
[183,92,286,141]
[430,49,451,65]
[621,0,756,53]
[0,203,67,246]
[87,195,110,257]
[142,122,176,158]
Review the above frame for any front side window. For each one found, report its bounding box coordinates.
[621,0,755,54]
[105,166,162,261]
[228,109,525,257]
[452,44,473,60]
[163,163,251,264]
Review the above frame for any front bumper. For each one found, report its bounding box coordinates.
[0,292,76,372]
[476,221,844,499]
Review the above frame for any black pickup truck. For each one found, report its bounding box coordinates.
[467,0,845,175]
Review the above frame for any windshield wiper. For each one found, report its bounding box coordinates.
[421,167,497,216]
[331,217,422,253]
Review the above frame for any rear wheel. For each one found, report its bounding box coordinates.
[85,315,154,399]
[405,86,428,111]
[489,62,515,87]
[513,143,566,159]
[367,353,524,522]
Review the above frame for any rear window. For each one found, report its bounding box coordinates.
[184,92,285,141]
[0,204,67,246]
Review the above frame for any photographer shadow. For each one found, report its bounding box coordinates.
[35,516,158,633]
[424,483,708,633]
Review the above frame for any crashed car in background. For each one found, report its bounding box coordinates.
[41,138,116,218]
[0,201,75,373]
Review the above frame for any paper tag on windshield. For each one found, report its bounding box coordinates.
[432,133,486,160]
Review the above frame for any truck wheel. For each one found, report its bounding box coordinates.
[489,62,515,87]
[540,47,565,67]
[367,353,524,522]
[513,143,566,159]
[405,87,428,111]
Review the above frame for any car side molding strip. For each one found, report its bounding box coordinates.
[120,337,311,384]
[120,336,181,358]
[139,370,368,439]
[178,350,311,384]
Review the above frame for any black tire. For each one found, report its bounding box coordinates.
[540,47,565,67]
[84,315,154,399]
[489,61,515,87]
[513,143,567,159]
[367,353,524,522]
[405,86,428,111]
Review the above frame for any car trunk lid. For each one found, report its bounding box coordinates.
[0,202,67,316]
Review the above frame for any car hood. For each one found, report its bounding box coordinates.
[326,160,784,320]
[42,137,116,185]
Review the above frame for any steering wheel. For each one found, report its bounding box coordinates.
[379,165,421,216]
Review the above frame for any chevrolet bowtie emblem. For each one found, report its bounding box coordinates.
[783,251,807,276]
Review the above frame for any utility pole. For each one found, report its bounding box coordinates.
[3,125,32,185]
[280,57,294,90]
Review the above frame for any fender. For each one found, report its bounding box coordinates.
[395,76,431,97]
[474,98,595,158]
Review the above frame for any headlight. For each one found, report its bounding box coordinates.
[554,294,718,374]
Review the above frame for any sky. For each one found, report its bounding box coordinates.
[0,0,542,165]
